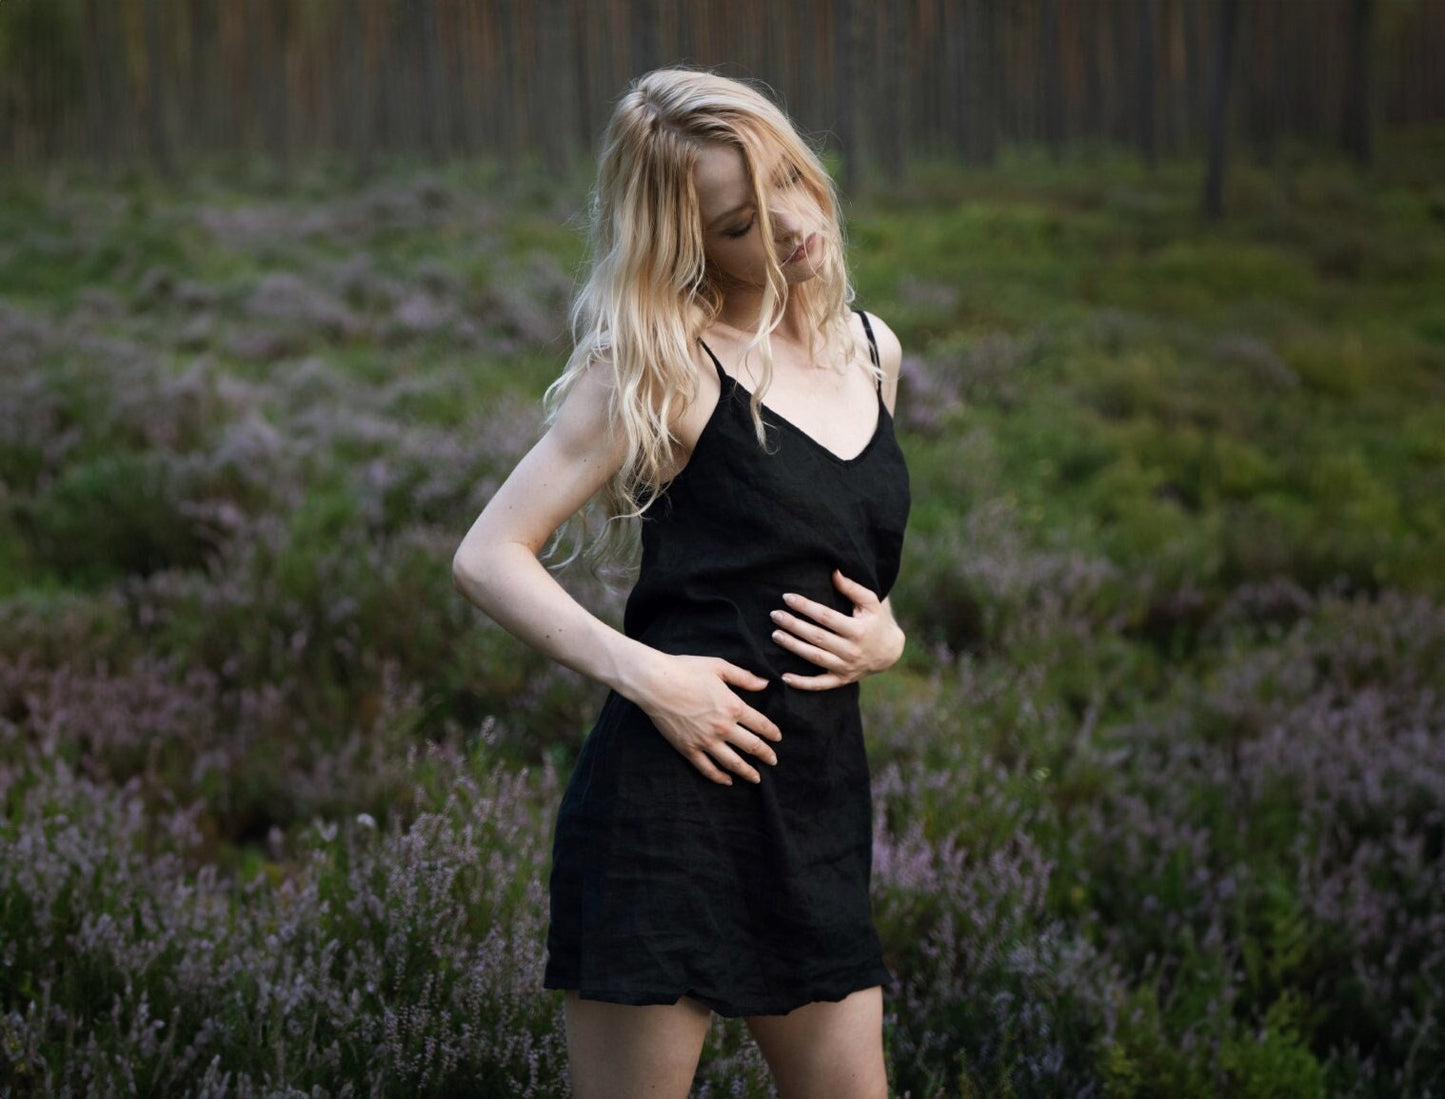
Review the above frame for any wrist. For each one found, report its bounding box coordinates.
[881,623,906,670]
[608,640,668,706]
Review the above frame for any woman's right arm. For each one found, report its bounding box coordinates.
[451,360,781,785]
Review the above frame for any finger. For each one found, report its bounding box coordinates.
[735,705,782,742]
[782,671,847,691]
[715,661,769,692]
[709,743,761,784]
[771,628,845,670]
[780,592,855,634]
[769,609,840,649]
[688,750,735,786]
[730,727,778,767]
[832,569,880,607]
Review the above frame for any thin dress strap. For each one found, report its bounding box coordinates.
[697,338,728,383]
[856,309,883,397]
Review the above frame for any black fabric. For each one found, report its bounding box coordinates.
[543,314,911,1017]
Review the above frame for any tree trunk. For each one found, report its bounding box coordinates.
[1246,0,1280,166]
[266,0,291,183]
[417,0,447,162]
[143,0,173,177]
[1137,0,1157,169]
[962,0,997,165]
[632,0,659,77]
[945,0,967,157]
[878,0,906,183]
[185,0,217,157]
[80,0,115,170]
[539,0,578,173]
[834,0,859,192]
[1202,0,1240,219]
[571,0,594,152]
[1343,0,1375,167]
[346,0,374,179]
[1040,0,1064,155]
[1082,0,1103,146]
[499,0,522,169]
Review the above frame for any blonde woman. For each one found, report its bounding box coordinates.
[454,68,908,1098]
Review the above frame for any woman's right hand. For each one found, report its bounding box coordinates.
[631,653,782,786]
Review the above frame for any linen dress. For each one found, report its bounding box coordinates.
[543,313,911,1016]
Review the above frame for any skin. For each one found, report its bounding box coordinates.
[452,136,901,1098]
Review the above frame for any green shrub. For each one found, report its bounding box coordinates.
[21,452,209,584]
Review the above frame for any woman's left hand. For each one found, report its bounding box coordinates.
[769,570,905,690]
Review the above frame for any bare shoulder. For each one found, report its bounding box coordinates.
[548,353,624,462]
[852,310,903,411]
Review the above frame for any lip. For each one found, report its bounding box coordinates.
[783,233,816,265]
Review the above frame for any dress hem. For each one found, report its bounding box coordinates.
[542,966,892,1018]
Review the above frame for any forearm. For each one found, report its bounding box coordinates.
[452,539,656,699]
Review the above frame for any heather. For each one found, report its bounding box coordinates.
[3,136,1445,1096]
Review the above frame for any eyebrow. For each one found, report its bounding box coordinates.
[703,157,796,231]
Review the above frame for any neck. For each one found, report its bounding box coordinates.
[713,287,808,344]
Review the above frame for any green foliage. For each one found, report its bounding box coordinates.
[1219,994,1327,1099]
[21,452,208,584]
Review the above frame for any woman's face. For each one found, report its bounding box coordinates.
[693,140,824,292]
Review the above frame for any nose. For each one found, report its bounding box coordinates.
[770,202,801,241]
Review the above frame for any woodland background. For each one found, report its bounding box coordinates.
[3,0,1445,1096]
[4,0,1445,194]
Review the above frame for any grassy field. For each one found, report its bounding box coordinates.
[2,130,1443,1096]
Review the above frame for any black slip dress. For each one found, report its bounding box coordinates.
[543,312,911,1017]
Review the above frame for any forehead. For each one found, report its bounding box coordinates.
[692,142,753,222]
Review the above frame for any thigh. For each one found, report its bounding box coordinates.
[744,986,888,1099]
[563,991,712,1099]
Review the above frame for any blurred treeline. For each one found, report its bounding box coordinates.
[3,0,1444,186]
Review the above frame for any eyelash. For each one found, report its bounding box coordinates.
[720,168,804,238]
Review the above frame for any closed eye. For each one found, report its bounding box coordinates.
[724,217,755,239]
[775,162,803,189]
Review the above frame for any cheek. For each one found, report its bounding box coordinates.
[709,238,765,279]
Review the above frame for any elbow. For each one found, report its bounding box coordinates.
[453,529,544,614]
[452,536,528,609]
[451,543,486,603]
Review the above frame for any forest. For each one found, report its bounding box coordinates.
[2,1,1445,1096]
[4,0,1443,194]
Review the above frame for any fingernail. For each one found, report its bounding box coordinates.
[783,593,798,604]
[770,610,783,621]
[772,630,784,641]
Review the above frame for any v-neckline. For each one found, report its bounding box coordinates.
[698,340,884,466]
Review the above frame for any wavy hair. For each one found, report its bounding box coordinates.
[545,68,870,564]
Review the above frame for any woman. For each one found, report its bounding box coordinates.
[453,68,909,1097]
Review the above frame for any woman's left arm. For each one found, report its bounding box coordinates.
[771,313,906,690]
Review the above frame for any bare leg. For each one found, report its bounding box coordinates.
[744,986,889,1099]
[562,992,713,1099]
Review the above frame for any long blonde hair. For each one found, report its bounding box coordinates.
[546,68,865,563]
